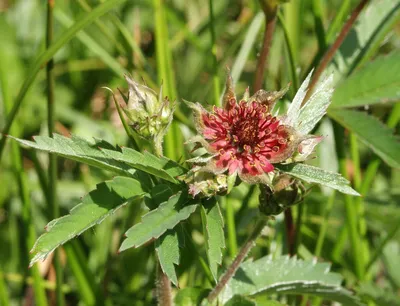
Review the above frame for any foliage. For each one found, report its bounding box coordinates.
[0,0,399,305]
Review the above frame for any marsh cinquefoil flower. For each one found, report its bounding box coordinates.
[185,72,331,197]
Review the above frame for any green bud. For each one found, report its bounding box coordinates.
[122,76,175,148]
[258,175,303,216]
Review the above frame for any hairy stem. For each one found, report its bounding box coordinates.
[156,263,172,306]
[303,0,369,104]
[207,216,268,303]
[284,208,296,255]
[253,7,277,92]
[46,0,64,305]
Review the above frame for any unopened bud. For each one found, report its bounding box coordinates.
[184,170,228,198]
[123,75,175,143]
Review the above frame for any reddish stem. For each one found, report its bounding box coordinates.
[302,0,369,104]
[253,10,277,92]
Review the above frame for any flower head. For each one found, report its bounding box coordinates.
[123,75,175,152]
[186,73,323,187]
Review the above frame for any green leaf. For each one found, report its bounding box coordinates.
[10,134,135,176]
[220,255,362,306]
[329,109,400,169]
[119,192,198,252]
[10,134,187,183]
[329,0,400,81]
[30,177,145,266]
[383,241,400,288]
[225,296,286,306]
[174,288,209,306]
[200,198,225,282]
[358,282,400,306]
[54,10,127,77]
[0,0,129,161]
[296,74,334,134]
[231,12,264,84]
[276,163,359,196]
[225,295,256,306]
[331,53,400,108]
[155,229,181,287]
[101,146,186,184]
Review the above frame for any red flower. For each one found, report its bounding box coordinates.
[187,75,305,185]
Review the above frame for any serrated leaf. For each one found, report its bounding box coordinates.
[155,229,180,286]
[331,53,400,108]
[284,70,313,127]
[100,147,186,183]
[329,109,400,169]
[30,177,145,266]
[10,134,135,176]
[276,163,359,196]
[200,198,225,282]
[329,0,400,81]
[10,134,187,183]
[220,256,363,306]
[119,192,198,252]
[296,75,334,134]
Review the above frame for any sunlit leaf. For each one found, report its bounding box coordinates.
[101,146,186,184]
[220,255,362,305]
[10,134,186,183]
[119,192,199,252]
[156,229,181,286]
[297,74,334,134]
[329,0,400,80]
[329,109,400,169]
[200,198,225,282]
[30,177,145,266]
[332,53,400,108]
[276,163,359,196]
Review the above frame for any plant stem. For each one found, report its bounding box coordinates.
[303,0,369,104]
[278,13,299,92]
[332,103,400,268]
[314,191,336,257]
[253,7,277,92]
[325,0,351,43]
[156,263,172,306]
[0,29,48,306]
[223,196,238,257]
[46,1,64,304]
[284,208,296,255]
[294,202,304,254]
[333,122,364,279]
[0,0,128,162]
[208,0,221,106]
[0,269,10,306]
[311,0,326,53]
[207,216,268,303]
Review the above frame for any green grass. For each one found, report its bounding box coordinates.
[0,0,399,305]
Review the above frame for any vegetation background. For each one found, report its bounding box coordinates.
[0,0,399,305]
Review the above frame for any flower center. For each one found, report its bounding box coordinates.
[232,117,259,146]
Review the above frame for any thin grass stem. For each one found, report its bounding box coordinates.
[207,216,268,303]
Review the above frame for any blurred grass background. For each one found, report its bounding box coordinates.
[0,0,399,305]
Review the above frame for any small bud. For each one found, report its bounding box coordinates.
[258,175,303,216]
[183,169,228,198]
[122,75,175,147]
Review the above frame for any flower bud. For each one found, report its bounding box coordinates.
[184,169,228,198]
[123,75,175,145]
[258,175,303,216]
